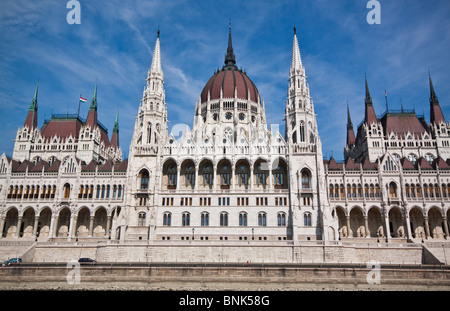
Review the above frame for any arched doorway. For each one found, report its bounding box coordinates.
[38,208,52,240]
[235,159,250,190]
[409,207,425,239]
[180,159,196,190]
[428,207,444,239]
[76,207,91,238]
[389,207,405,238]
[368,207,383,238]
[162,159,177,190]
[21,208,35,238]
[253,159,268,190]
[217,158,232,190]
[56,207,71,238]
[335,206,348,238]
[349,207,365,238]
[2,208,18,238]
[199,159,214,190]
[93,207,107,237]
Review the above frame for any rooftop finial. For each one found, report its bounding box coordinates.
[157,25,160,38]
[224,20,236,67]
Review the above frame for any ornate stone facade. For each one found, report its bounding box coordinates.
[0,27,448,250]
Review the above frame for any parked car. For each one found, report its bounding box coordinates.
[2,258,22,267]
[78,258,96,265]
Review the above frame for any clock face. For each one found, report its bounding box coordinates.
[239,113,245,121]
[225,112,232,120]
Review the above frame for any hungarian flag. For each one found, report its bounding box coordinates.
[79,96,87,102]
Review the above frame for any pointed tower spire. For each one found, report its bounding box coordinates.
[290,27,302,73]
[364,75,377,125]
[86,82,98,128]
[149,29,163,80]
[429,73,445,125]
[346,103,356,147]
[224,20,236,68]
[110,110,120,149]
[23,83,39,130]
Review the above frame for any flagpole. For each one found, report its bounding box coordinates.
[78,94,81,118]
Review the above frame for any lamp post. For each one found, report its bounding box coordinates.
[252,228,254,240]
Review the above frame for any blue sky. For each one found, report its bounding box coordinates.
[1,0,449,161]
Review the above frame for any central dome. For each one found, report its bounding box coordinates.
[200,66,260,104]
[200,27,260,104]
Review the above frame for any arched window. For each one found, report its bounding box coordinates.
[139,169,150,190]
[201,212,209,227]
[237,165,249,186]
[182,212,190,226]
[185,165,195,187]
[299,121,305,142]
[304,213,312,226]
[329,184,334,198]
[255,164,267,186]
[202,165,213,186]
[239,212,247,226]
[138,212,146,227]
[405,184,410,198]
[301,169,310,189]
[389,182,397,198]
[273,165,284,187]
[277,212,286,227]
[118,185,123,198]
[258,212,267,226]
[220,165,231,187]
[220,212,228,227]
[163,212,171,226]
[63,183,70,199]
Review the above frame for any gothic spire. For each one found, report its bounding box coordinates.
[364,76,377,125]
[224,22,236,68]
[86,82,98,128]
[110,110,120,149]
[346,104,356,147]
[150,29,163,80]
[290,27,302,72]
[429,73,445,125]
[23,83,38,130]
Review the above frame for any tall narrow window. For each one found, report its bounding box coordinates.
[220,212,228,227]
[185,165,195,187]
[163,213,171,226]
[138,212,146,227]
[139,169,150,190]
[239,212,247,226]
[201,212,209,226]
[258,212,267,226]
[182,212,190,226]
[277,212,286,226]
[304,213,312,226]
[301,169,311,189]
[63,183,70,199]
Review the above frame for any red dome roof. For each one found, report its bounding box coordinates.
[200,66,260,104]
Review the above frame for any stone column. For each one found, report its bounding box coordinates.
[194,166,199,191]
[384,210,391,242]
[443,216,449,240]
[176,164,180,190]
[15,216,22,238]
[68,215,77,241]
[250,166,254,191]
[405,212,413,240]
[346,215,351,237]
[364,216,370,238]
[88,216,94,237]
[49,215,58,239]
[213,164,217,191]
[106,216,112,238]
[231,163,235,191]
[0,216,5,239]
[424,216,431,239]
[32,216,40,239]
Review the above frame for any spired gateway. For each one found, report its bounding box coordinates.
[0,27,449,260]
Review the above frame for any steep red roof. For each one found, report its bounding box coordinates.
[40,117,82,143]
[381,113,428,139]
[400,157,415,170]
[362,157,378,170]
[416,157,432,170]
[345,158,360,170]
[433,157,450,170]
[327,158,343,170]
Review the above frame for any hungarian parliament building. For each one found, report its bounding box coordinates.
[1,27,449,247]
